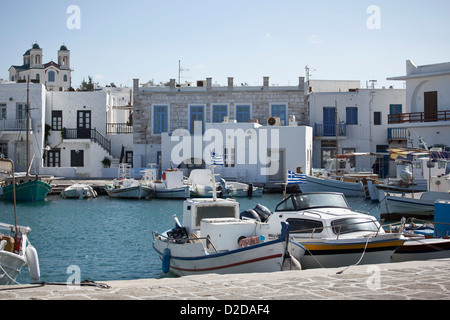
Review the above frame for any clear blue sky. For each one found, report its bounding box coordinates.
[1,0,449,89]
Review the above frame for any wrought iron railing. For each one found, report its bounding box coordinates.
[314,123,346,137]
[107,123,133,134]
[62,128,111,154]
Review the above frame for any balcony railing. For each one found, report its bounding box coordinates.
[107,123,133,134]
[0,119,31,132]
[62,128,111,154]
[314,123,346,137]
[388,128,408,141]
[388,110,450,124]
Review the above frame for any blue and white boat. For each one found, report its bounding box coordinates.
[152,179,305,276]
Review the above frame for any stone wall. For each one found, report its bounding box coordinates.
[133,77,306,146]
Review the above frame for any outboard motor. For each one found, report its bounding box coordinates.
[247,183,253,197]
[253,204,273,223]
[239,209,261,222]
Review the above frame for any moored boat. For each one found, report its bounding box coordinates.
[106,178,152,199]
[60,183,98,199]
[249,192,406,269]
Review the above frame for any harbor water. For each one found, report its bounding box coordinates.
[0,193,382,285]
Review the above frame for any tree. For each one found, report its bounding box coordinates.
[79,76,94,91]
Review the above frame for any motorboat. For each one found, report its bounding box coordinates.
[220,179,263,197]
[152,176,305,276]
[388,201,450,262]
[106,178,152,199]
[252,192,406,269]
[60,183,98,199]
[380,191,450,220]
[142,169,190,199]
[0,158,40,285]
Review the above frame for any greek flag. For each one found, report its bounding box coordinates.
[287,171,306,185]
[211,152,224,165]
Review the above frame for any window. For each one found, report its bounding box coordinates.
[16,103,27,119]
[52,111,63,130]
[346,107,358,125]
[48,71,56,82]
[125,151,133,166]
[47,150,60,167]
[190,105,205,134]
[224,147,235,167]
[212,105,228,123]
[331,218,379,235]
[36,74,40,81]
[153,105,168,134]
[390,104,402,115]
[374,112,382,125]
[236,105,251,123]
[286,218,324,234]
[0,142,8,158]
[71,150,84,167]
[271,104,287,125]
[63,75,68,82]
[0,104,6,120]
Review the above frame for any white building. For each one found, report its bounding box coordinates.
[308,81,405,176]
[9,44,72,92]
[387,60,450,150]
[161,122,312,184]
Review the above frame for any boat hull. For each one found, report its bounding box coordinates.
[153,185,190,199]
[2,179,52,202]
[297,236,405,269]
[107,185,152,199]
[153,237,288,276]
[300,175,364,197]
[0,251,26,285]
[391,237,450,262]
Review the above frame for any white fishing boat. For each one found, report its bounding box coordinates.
[381,191,450,220]
[299,175,365,197]
[0,159,40,285]
[60,184,98,199]
[106,178,152,199]
[220,179,263,197]
[152,171,305,276]
[152,199,304,276]
[253,192,406,269]
[142,169,190,199]
[187,169,221,198]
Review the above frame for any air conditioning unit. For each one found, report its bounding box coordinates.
[267,117,281,126]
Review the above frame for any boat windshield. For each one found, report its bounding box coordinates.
[276,193,349,211]
[331,218,379,235]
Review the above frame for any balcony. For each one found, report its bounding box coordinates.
[107,123,133,134]
[388,110,450,124]
[314,123,346,138]
[388,128,408,141]
[0,119,31,132]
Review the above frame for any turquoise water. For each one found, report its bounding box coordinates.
[0,194,381,284]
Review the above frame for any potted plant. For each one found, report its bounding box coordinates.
[101,157,111,168]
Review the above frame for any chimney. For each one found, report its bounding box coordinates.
[263,76,269,87]
[133,78,139,91]
[298,77,305,90]
[169,79,176,89]
[206,77,212,90]
[228,77,234,90]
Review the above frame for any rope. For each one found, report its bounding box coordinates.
[0,279,111,291]
[336,233,373,274]
[0,264,22,286]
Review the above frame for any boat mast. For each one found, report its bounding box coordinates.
[26,76,30,176]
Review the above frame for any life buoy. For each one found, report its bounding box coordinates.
[26,245,40,281]
[162,172,166,180]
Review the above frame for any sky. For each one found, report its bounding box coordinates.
[1,0,450,89]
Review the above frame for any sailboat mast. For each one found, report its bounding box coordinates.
[26,77,30,176]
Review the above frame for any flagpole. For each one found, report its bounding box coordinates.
[284,170,288,199]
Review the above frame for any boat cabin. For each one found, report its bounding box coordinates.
[182,198,240,234]
[266,193,382,239]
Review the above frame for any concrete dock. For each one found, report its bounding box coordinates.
[1,259,449,301]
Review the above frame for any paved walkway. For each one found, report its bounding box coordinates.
[1,258,449,301]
